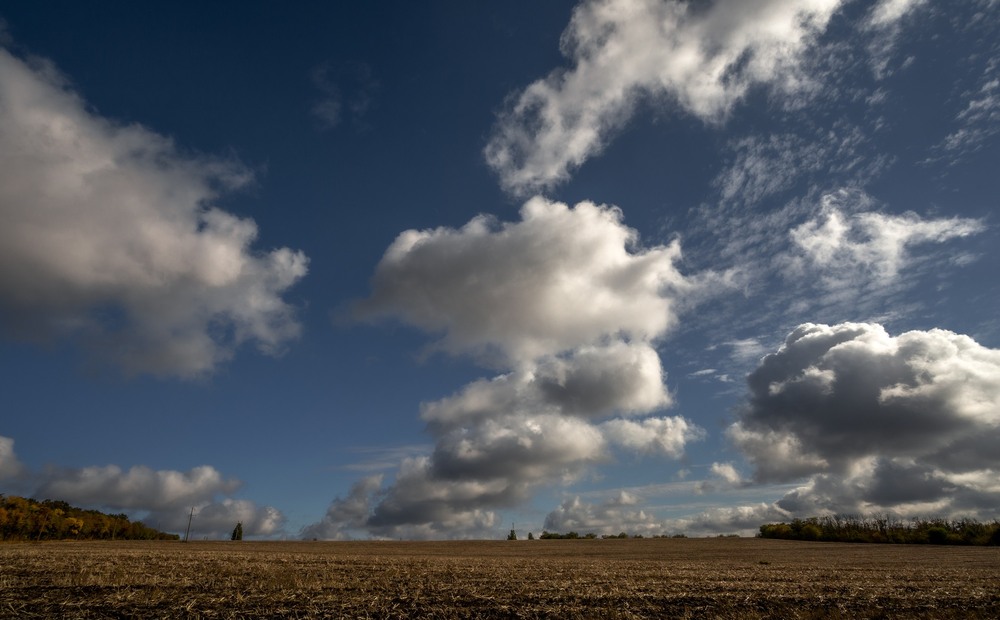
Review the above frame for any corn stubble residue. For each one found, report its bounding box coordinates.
[1,538,997,618]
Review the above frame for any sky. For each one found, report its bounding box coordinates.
[1,0,998,540]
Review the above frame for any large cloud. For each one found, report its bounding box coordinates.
[0,46,307,378]
[729,322,1000,518]
[357,197,692,365]
[31,461,284,537]
[485,0,856,194]
[309,201,705,538]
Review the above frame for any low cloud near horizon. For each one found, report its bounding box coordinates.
[0,435,283,538]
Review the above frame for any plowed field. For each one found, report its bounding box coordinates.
[1,538,997,618]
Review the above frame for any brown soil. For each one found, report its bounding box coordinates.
[1,538,997,618]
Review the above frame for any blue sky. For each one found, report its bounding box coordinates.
[1,0,998,539]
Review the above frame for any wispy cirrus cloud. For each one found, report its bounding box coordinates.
[933,59,1000,163]
[486,0,850,195]
[783,193,984,294]
[917,1,1000,166]
[681,188,985,363]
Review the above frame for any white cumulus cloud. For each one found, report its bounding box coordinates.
[357,197,692,365]
[601,416,703,458]
[0,45,307,378]
[729,322,1000,519]
[36,464,241,511]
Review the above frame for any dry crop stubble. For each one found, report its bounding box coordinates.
[0,538,998,618]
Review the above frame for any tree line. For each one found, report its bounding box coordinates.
[0,494,179,541]
[758,514,1000,546]
[530,531,686,540]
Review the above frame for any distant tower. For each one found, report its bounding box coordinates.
[183,507,194,542]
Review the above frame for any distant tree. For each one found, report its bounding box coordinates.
[926,526,950,545]
[507,528,517,541]
[65,517,84,537]
[231,521,243,541]
[527,532,534,540]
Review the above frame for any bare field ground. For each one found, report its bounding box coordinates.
[1,538,998,618]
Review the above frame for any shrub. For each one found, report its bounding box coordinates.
[926,527,950,545]
[989,524,1000,546]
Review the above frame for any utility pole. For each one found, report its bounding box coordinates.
[183,507,194,543]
